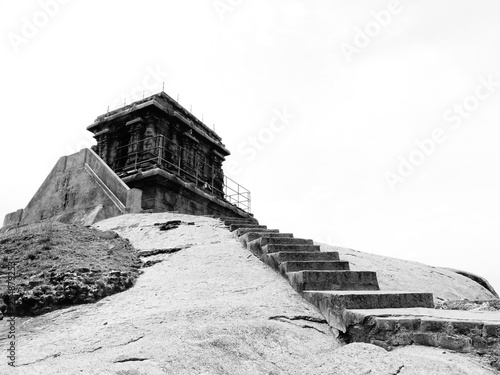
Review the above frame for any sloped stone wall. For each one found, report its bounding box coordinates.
[2,149,142,229]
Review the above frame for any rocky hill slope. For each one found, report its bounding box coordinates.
[0,213,497,374]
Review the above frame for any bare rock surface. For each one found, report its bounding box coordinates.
[319,244,496,302]
[0,213,497,374]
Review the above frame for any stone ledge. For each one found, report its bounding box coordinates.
[340,307,500,365]
[123,167,252,219]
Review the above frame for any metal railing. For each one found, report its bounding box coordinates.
[111,135,251,213]
[107,88,164,113]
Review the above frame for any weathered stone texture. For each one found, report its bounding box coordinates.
[341,309,500,363]
[2,149,141,229]
[87,91,251,218]
[122,167,252,218]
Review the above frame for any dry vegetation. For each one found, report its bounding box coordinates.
[0,221,141,316]
[437,299,500,311]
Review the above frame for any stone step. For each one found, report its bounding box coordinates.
[288,271,380,293]
[302,291,435,311]
[228,221,259,226]
[219,215,258,223]
[234,228,279,237]
[340,307,500,355]
[239,232,294,248]
[248,237,316,259]
[269,251,340,263]
[264,251,341,272]
[213,216,259,225]
[262,244,321,254]
[260,237,314,246]
[229,224,267,232]
[221,216,258,221]
[223,218,259,226]
[299,291,436,334]
[280,261,350,273]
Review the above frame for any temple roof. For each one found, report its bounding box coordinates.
[87,91,229,155]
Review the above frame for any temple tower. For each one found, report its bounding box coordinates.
[87,91,251,217]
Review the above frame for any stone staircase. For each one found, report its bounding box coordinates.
[220,216,500,364]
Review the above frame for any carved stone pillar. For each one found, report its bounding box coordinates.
[180,135,190,173]
[108,133,119,170]
[95,129,109,163]
[125,118,143,167]
[168,129,180,170]
[212,151,225,198]
[138,119,158,171]
[143,121,157,154]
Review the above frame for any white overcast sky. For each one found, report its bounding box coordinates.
[1,0,499,293]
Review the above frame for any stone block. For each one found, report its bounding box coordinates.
[279,261,350,273]
[261,237,314,246]
[126,188,143,213]
[248,237,314,259]
[413,332,439,347]
[239,232,293,249]
[388,332,414,346]
[396,318,422,331]
[471,336,489,351]
[437,334,471,352]
[375,317,398,332]
[288,270,380,293]
[484,324,500,338]
[235,228,279,237]
[302,292,433,311]
[451,321,483,336]
[223,218,259,226]
[218,215,257,223]
[263,244,321,254]
[247,238,265,258]
[269,251,340,264]
[420,318,447,333]
[229,224,267,232]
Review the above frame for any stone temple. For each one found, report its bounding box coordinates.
[2,91,253,228]
[2,92,500,368]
